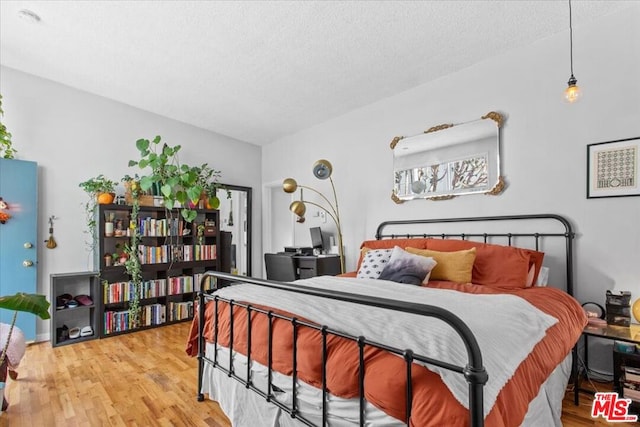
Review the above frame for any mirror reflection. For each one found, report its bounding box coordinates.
[218,184,252,276]
[391,112,504,202]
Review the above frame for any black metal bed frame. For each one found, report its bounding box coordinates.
[196,214,576,427]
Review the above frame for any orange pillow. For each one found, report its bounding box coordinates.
[405,247,476,284]
[424,239,538,288]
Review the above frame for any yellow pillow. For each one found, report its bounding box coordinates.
[405,247,476,284]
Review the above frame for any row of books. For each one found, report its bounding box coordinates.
[136,244,217,264]
[137,216,184,237]
[622,365,640,402]
[103,279,167,304]
[168,301,193,322]
[168,276,194,295]
[103,273,218,304]
[103,303,167,335]
[193,273,217,292]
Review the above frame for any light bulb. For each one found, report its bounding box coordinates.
[564,76,581,103]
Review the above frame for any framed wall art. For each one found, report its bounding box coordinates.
[587,136,640,199]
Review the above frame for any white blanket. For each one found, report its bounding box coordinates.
[213,276,558,417]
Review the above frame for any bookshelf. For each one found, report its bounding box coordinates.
[97,204,219,337]
[615,349,640,414]
[50,271,100,347]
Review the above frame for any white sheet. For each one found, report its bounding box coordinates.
[202,344,573,427]
[213,276,559,416]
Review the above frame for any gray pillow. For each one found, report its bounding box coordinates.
[378,246,437,285]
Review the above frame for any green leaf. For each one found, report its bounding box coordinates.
[182,208,197,222]
[139,176,154,191]
[128,160,138,167]
[164,199,174,210]
[153,135,162,144]
[207,196,220,209]
[176,190,187,204]
[136,139,149,152]
[0,293,50,320]
[139,159,149,169]
[161,183,172,198]
[187,186,201,203]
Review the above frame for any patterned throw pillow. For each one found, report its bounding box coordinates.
[356,248,393,279]
[378,246,438,286]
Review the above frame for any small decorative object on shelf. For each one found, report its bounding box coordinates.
[633,299,640,323]
[606,290,632,327]
[204,220,216,236]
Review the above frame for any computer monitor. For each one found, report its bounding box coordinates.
[310,227,323,251]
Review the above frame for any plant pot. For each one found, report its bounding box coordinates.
[97,192,115,205]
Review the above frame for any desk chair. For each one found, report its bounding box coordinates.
[264,253,298,282]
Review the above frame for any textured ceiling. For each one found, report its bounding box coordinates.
[0,1,632,146]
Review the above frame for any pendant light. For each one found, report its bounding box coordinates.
[564,0,581,103]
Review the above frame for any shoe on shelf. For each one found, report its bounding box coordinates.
[80,326,93,337]
[68,327,80,339]
[56,293,73,310]
[56,324,69,342]
[75,295,93,306]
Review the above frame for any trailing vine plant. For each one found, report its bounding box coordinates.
[123,179,142,328]
[0,94,17,159]
[78,175,117,261]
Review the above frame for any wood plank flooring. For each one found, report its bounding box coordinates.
[0,322,634,426]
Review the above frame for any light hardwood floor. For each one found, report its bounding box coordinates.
[0,322,634,426]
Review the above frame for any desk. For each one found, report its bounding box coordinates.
[293,255,341,279]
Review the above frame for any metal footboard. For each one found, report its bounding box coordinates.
[196,272,488,427]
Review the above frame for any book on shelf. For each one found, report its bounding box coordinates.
[625,365,640,383]
[623,381,640,402]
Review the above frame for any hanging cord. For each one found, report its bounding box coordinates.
[568,0,575,78]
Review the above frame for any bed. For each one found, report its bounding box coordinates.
[186,214,587,426]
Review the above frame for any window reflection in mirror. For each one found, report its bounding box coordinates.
[391,112,504,202]
[218,184,252,277]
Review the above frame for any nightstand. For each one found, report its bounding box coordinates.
[575,324,640,405]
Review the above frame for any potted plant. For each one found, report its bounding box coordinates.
[0,293,50,410]
[193,163,224,210]
[78,175,118,255]
[79,174,117,204]
[128,136,204,222]
[0,94,16,159]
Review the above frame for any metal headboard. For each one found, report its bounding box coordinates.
[375,214,576,296]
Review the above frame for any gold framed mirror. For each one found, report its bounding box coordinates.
[391,112,505,203]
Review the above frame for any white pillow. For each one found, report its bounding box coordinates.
[536,266,550,287]
[356,248,393,279]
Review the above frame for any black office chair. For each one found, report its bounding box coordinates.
[264,253,298,282]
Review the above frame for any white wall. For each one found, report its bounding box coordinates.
[263,6,640,306]
[0,66,262,340]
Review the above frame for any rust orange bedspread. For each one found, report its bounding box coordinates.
[186,282,586,426]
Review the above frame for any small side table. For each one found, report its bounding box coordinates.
[575,323,640,404]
